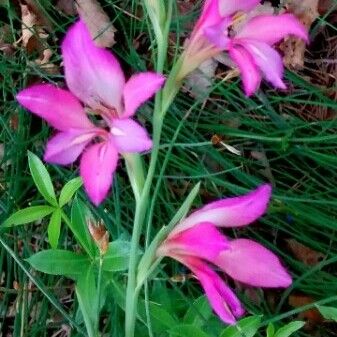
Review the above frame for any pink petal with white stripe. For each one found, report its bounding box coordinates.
[80,140,118,205]
[123,72,165,118]
[176,256,244,324]
[174,184,271,234]
[44,130,96,165]
[216,239,292,288]
[228,45,261,96]
[236,14,309,45]
[110,118,152,153]
[16,84,93,131]
[159,222,229,261]
[239,40,286,89]
[219,0,260,16]
[62,20,125,113]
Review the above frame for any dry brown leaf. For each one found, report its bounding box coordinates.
[280,0,319,69]
[18,2,59,74]
[185,58,217,99]
[56,0,77,16]
[289,294,324,328]
[286,239,324,266]
[76,0,116,48]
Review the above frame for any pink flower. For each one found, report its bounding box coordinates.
[16,20,165,205]
[181,0,308,95]
[157,184,292,324]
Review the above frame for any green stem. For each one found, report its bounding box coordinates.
[96,255,103,335]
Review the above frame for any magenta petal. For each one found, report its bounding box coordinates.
[204,19,231,49]
[239,40,286,89]
[216,239,292,288]
[194,0,222,32]
[228,45,261,96]
[62,20,125,112]
[177,256,244,324]
[80,140,118,205]
[219,0,260,16]
[44,130,96,165]
[159,222,229,261]
[123,72,165,118]
[236,14,309,45]
[16,84,93,131]
[175,184,272,234]
[110,118,152,153]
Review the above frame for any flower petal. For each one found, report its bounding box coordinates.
[216,239,292,288]
[123,72,165,118]
[239,40,286,89]
[228,45,261,96]
[62,20,125,113]
[194,0,222,32]
[44,130,96,165]
[174,184,271,234]
[236,14,308,45]
[16,84,93,131]
[110,118,152,153]
[159,222,229,261]
[204,19,231,49]
[176,256,244,324]
[80,140,118,205]
[219,0,260,17]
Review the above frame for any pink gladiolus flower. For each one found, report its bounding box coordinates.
[181,0,308,95]
[16,20,165,205]
[157,184,292,324]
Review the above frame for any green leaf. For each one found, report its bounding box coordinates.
[75,264,98,337]
[59,177,83,207]
[183,295,212,327]
[274,321,305,337]
[28,151,57,206]
[48,209,62,249]
[169,324,209,337]
[26,249,90,277]
[102,240,132,272]
[220,316,262,337]
[3,206,55,227]
[70,197,96,257]
[317,305,337,321]
[137,182,200,285]
[266,323,275,337]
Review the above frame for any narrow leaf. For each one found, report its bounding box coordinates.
[102,240,132,272]
[169,324,209,337]
[59,177,83,207]
[28,151,57,205]
[75,264,98,337]
[266,323,275,337]
[70,197,96,257]
[220,316,262,337]
[274,321,305,337]
[48,209,62,249]
[183,295,212,327]
[317,305,337,321]
[26,249,90,276]
[3,206,55,227]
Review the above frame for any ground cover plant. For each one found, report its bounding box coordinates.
[1,0,337,337]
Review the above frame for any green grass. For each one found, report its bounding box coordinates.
[1,0,337,336]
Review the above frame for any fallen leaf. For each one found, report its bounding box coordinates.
[75,0,116,48]
[289,294,323,328]
[280,0,319,69]
[286,239,324,266]
[56,0,77,16]
[185,58,217,99]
